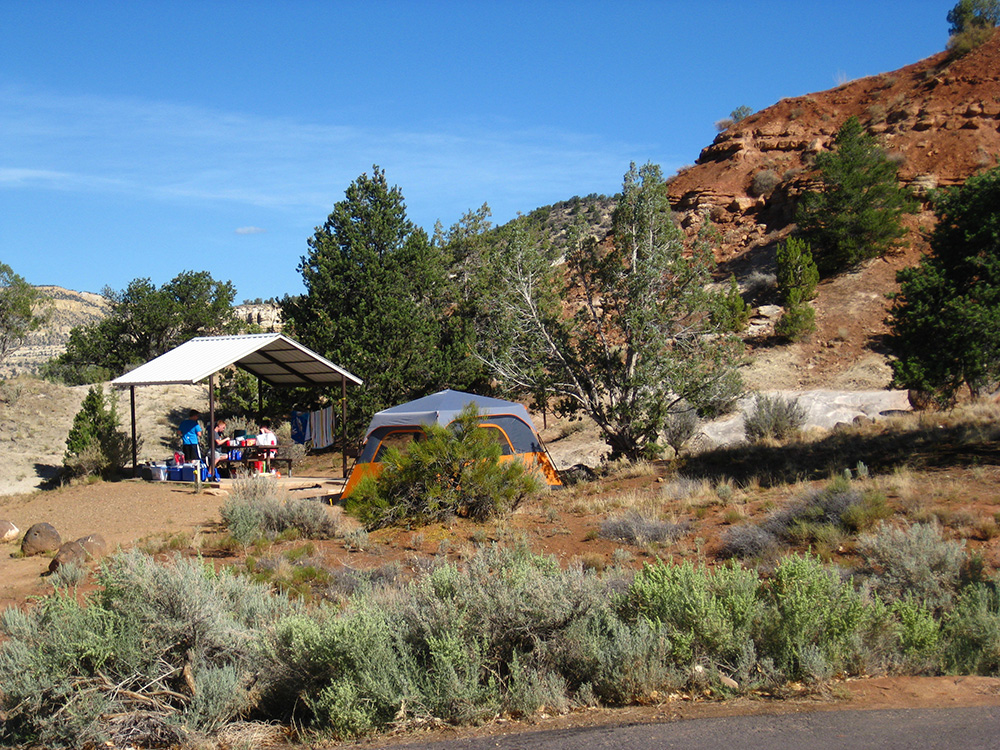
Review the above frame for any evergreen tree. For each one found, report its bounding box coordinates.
[0,263,45,367]
[888,166,1000,404]
[796,117,917,275]
[281,166,477,435]
[776,237,819,304]
[64,385,131,478]
[477,162,744,461]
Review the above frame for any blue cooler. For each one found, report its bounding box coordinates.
[167,466,183,481]
[181,464,198,482]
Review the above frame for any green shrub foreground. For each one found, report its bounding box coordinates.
[3,540,1000,747]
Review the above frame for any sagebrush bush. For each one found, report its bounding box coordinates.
[662,408,699,454]
[0,551,296,747]
[599,511,689,546]
[221,475,336,545]
[744,393,808,442]
[857,522,966,614]
[750,169,780,197]
[718,524,780,560]
[346,405,543,529]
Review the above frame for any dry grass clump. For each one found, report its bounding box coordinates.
[599,510,690,546]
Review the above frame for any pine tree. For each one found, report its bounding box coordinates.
[796,117,917,275]
[281,166,477,434]
[64,386,131,477]
[888,165,1000,404]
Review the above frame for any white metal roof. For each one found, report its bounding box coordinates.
[110,333,363,388]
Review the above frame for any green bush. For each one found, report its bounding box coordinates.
[761,554,871,679]
[774,288,816,340]
[942,578,1000,674]
[857,522,966,614]
[221,475,337,545]
[63,385,133,478]
[743,393,807,442]
[347,405,543,529]
[776,237,819,304]
[710,275,751,333]
[621,560,763,666]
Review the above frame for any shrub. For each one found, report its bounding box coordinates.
[743,393,807,442]
[774,288,816,340]
[750,169,781,197]
[942,578,1000,674]
[621,560,764,666]
[710,275,751,333]
[857,522,966,613]
[0,551,295,747]
[718,524,780,560]
[221,476,337,545]
[346,405,543,529]
[776,237,819,304]
[63,385,133,478]
[761,554,870,679]
[599,511,689,546]
[662,408,699,455]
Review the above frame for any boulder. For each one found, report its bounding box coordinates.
[0,520,18,543]
[48,534,109,573]
[20,522,61,557]
[76,534,108,559]
[49,541,87,573]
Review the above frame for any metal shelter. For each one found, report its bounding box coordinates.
[110,333,363,477]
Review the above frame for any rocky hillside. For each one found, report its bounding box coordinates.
[667,30,1000,392]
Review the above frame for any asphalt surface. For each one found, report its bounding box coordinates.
[390,706,1000,750]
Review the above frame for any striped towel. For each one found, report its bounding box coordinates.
[309,406,336,450]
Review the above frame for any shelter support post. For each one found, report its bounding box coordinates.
[130,386,138,478]
[342,379,348,478]
[209,373,216,469]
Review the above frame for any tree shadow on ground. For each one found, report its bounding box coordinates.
[681,420,1000,487]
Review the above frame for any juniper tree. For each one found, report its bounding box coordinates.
[477,162,743,461]
[888,165,1000,404]
[796,117,917,275]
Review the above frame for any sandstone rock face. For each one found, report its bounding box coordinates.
[21,522,61,556]
[0,520,18,542]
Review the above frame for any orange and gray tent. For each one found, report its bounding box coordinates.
[342,389,562,496]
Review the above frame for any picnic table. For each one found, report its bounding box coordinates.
[226,444,293,476]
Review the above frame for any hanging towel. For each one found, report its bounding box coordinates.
[309,406,336,449]
[290,411,311,445]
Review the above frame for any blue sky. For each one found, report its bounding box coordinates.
[2,1,952,302]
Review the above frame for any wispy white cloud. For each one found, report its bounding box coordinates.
[235,226,266,235]
[0,86,652,227]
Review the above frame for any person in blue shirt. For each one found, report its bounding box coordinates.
[178,410,203,463]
